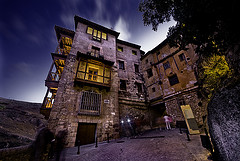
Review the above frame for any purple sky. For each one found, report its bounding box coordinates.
[0,0,176,103]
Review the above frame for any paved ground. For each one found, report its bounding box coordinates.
[55,129,211,161]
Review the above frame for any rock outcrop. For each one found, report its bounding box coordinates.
[0,97,46,149]
[208,83,240,161]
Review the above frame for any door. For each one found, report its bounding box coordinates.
[180,105,200,134]
[75,123,97,146]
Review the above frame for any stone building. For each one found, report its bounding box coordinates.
[41,16,149,147]
[141,38,206,128]
[41,16,206,147]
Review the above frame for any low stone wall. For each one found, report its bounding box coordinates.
[0,144,33,161]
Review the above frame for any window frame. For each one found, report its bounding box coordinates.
[86,26,108,41]
[132,50,137,55]
[120,80,127,91]
[163,61,171,70]
[168,74,180,86]
[179,53,186,62]
[76,58,111,86]
[117,46,123,52]
[119,60,125,70]
[147,68,153,78]
[134,64,139,73]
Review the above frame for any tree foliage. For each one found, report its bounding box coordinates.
[139,0,240,56]
[199,54,232,98]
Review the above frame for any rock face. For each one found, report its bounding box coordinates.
[208,84,240,161]
[0,97,46,149]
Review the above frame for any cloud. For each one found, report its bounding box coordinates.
[14,62,33,76]
[114,16,131,41]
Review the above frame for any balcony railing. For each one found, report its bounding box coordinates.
[43,97,54,108]
[47,72,61,82]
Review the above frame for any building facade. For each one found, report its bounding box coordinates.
[41,16,150,147]
[41,16,206,147]
[141,39,206,128]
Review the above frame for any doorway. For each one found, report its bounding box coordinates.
[75,123,97,146]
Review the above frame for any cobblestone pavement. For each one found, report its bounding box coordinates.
[56,129,210,161]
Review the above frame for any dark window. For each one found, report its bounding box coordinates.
[134,64,139,73]
[152,87,156,93]
[132,50,137,55]
[179,53,186,62]
[168,74,179,86]
[79,91,101,115]
[178,98,186,106]
[117,46,123,52]
[119,60,125,70]
[145,59,148,64]
[120,80,127,90]
[163,61,170,70]
[91,46,100,57]
[135,83,142,93]
[147,68,153,78]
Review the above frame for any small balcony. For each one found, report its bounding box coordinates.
[75,55,112,89]
[45,72,61,88]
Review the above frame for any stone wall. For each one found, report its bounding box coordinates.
[165,89,204,127]
[0,145,32,161]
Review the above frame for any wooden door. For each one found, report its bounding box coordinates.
[75,123,96,146]
[180,105,200,134]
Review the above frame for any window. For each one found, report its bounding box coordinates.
[178,98,186,106]
[88,68,98,81]
[119,60,125,70]
[120,80,127,90]
[163,61,171,70]
[132,50,137,55]
[117,46,123,52]
[79,91,101,115]
[86,27,107,41]
[134,64,139,73]
[147,68,153,78]
[152,87,156,93]
[76,58,111,85]
[179,53,186,62]
[135,83,142,93]
[145,59,148,64]
[91,46,100,57]
[168,74,179,86]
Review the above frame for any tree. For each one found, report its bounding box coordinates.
[139,0,240,75]
[139,1,240,160]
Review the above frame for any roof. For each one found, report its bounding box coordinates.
[74,15,120,37]
[54,25,75,41]
[140,37,170,60]
[116,39,141,49]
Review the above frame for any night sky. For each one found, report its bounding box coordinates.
[0,0,176,103]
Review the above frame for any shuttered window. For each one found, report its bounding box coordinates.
[79,91,101,115]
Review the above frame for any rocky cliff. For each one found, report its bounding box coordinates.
[0,97,46,149]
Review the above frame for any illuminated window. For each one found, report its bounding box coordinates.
[86,27,107,41]
[102,32,107,40]
[76,59,111,85]
[88,68,98,81]
[168,74,179,86]
[59,37,72,55]
[179,53,186,62]
[119,60,125,70]
[132,50,137,55]
[87,27,93,34]
[117,46,123,52]
[163,61,170,70]
[120,80,127,90]
[147,68,153,78]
